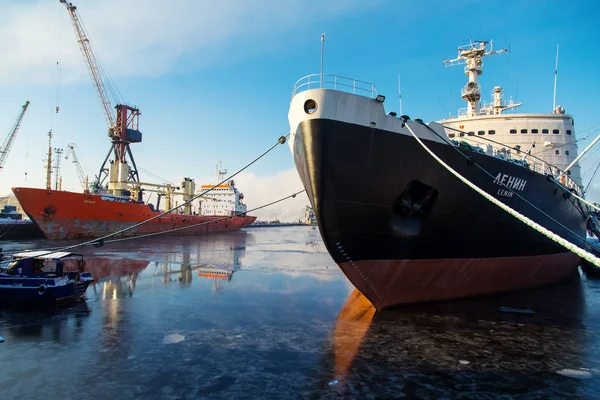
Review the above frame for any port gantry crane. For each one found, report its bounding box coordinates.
[0,101,30,172]
[65,143,89,191]
[60,0,142,196]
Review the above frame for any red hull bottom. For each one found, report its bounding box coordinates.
[339,253,581,310]
[31,215,256,240]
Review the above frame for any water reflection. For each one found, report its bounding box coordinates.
[0,304,91,344]
[151,233,247,293]
[84,257,149,299]
[327,277,597,398]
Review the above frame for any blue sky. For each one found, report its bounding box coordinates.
[1,0,600,219]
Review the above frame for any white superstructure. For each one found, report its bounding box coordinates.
[440,40,582,186]
[198,164,247,216]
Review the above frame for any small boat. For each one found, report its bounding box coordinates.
[0,250,94,306]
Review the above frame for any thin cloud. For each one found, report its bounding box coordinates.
[234,168,309,222]
[0,0,377,85]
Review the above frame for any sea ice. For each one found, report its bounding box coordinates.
[163,333,185,344]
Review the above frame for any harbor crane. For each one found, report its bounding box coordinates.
[65,143,89,191]
[60,0,142,195]
[0,101,30,171]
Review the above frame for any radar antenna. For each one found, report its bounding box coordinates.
[443,40,508,117]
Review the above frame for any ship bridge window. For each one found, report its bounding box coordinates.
[477,130,485,135]
[555,150,560,155]
[448,133,455,138]
[488,130,496,135]
[542,129,549,134]
[467,131,475,136]
[565,150,570,155]
[459,132,465,137]
[567,170,571,175]
[510,129,517,134]
[531,129,539,134]
[567,130,572,135]
[521,129,527,134]
[553,129,560,134]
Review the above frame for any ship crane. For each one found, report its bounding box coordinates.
[59,0,142,196]
[0,101,30,171]
[65,143,89,191]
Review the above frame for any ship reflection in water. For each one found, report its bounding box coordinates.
[1,227,600,398]
[328,277,600,398]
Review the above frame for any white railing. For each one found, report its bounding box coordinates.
[292,74,378,99]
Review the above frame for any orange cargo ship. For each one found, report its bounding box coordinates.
[12,183,256,240]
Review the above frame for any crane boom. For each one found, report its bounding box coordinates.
[0,101,30,171]
[65,143,88,190]
[59,0,115,131]
[60,0,143,196]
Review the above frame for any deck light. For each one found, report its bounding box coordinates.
[375,95,385,102]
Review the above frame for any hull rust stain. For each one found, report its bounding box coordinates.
[12,187,256,240]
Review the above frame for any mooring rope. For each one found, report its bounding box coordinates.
[404,120,600,267]
[0,134,290,259]
[103,190,306,244]
[546,176,600,213]
[441,124,597,228]
[0,189,306,265]
[422,122,593,245]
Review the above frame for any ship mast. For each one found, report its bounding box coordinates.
[443,40,509,117]
[216,161,227,184]
[45,130,53,190]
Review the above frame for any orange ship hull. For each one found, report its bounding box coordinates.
[12,187,256,240]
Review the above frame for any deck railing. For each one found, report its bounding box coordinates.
[454,137,583,196]
[292,74,378,99]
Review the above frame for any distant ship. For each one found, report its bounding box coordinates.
[13,168,255,240]
[0,203,44,240]
[303,205,317,225]
[288,41,592,309]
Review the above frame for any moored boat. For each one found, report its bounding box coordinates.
[12,180,256,240]
[0,251,93,306]
[287,41,590,309]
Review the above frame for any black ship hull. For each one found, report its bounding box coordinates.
[292,118,586,309]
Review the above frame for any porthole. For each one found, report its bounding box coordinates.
[304,99,318,114]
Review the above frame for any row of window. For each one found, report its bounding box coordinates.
[510,129,571,135]
[448,128,572,138]
[449,130,495,138]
